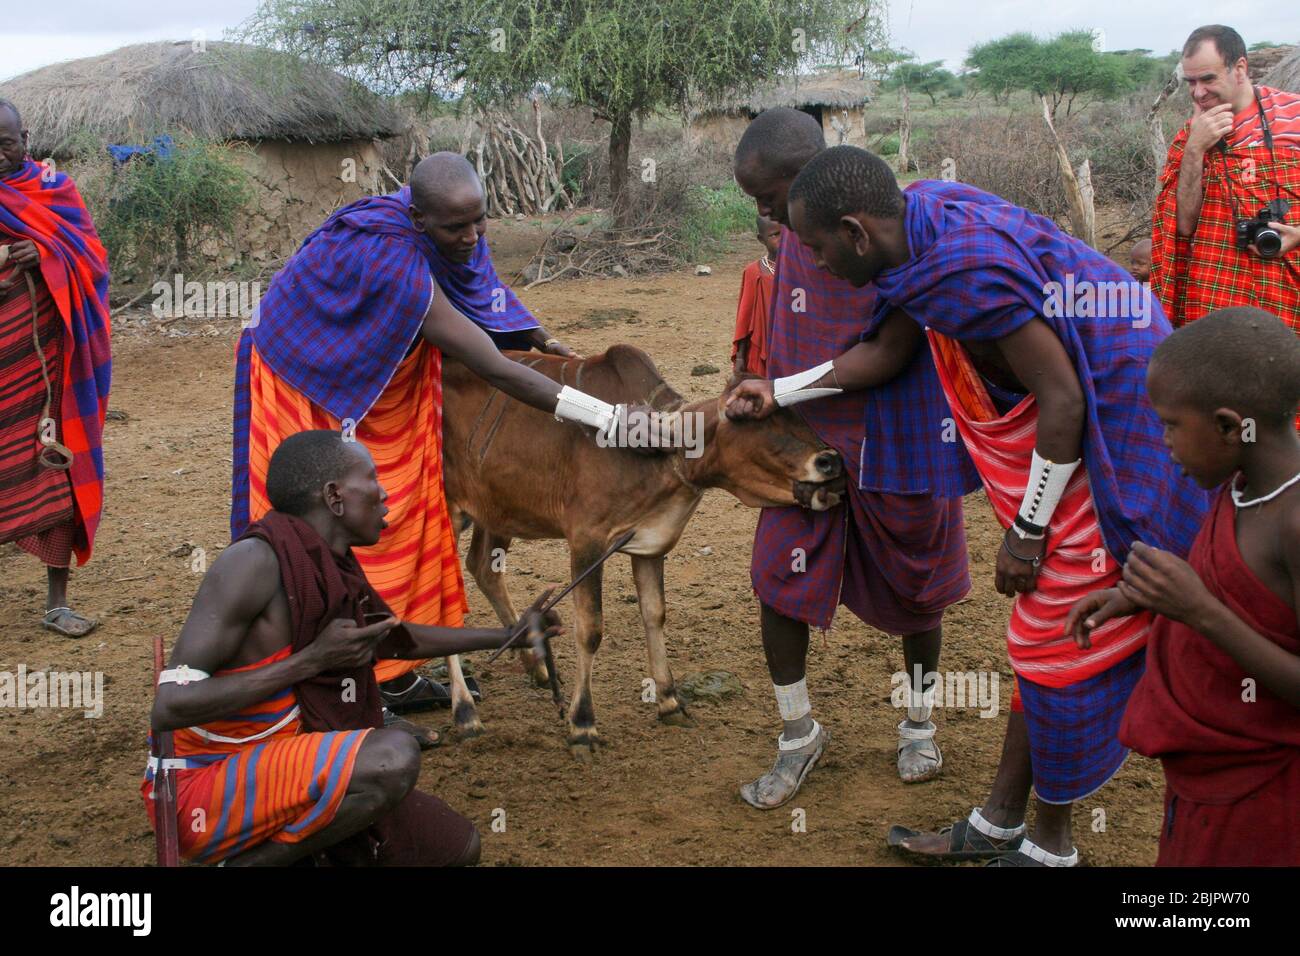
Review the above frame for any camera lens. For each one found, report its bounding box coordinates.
[1255,228,1283,258]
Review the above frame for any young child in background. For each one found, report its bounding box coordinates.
[1128,238,1152,284]
[731,215,781,378]
[1067,306,1300,866]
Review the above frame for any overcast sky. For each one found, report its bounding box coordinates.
[3,1,1297,82]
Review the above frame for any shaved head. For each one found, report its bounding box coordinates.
[0,99,20,127]
[733,108,827,225]
[410,151,482,210]
[407,151,489,262]
[734,108,826,180]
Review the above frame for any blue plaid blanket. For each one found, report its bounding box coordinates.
[767,228,979,496]
[873,180,1210,560]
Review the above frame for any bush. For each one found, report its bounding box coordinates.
[680,180,755,261]
[75,138,255,281]
[915,111,1067,219]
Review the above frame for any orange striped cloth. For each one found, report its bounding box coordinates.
[928,332,1151,688]
[141,646,371,863]
[242,338,468,683]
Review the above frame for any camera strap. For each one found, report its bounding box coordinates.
[1216,87,1279,226]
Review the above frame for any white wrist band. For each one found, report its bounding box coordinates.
[555,385,620,441]
[774,360,841,407]
[158,665,210,686]
[773,678,811,721]
[1015,450,1080,538]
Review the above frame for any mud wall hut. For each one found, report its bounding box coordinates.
[0,41,409,267]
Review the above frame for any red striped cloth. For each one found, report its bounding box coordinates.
[0,265,73,548]
[928,332,1151,687]
[141,646,372,864]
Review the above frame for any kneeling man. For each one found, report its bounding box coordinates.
[144,430,556,866]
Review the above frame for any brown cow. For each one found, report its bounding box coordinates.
[441,345,844,759]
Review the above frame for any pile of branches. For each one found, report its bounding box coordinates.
[470,98,572,217]
[519,223,682,287]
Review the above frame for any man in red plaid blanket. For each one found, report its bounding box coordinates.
[1152,25,1300,338]
[0,99,111,638]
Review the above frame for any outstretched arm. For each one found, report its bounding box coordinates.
[422,290,563,411]
[725,309,923,419]
[422,288,664,451]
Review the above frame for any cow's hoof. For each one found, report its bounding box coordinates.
[658,707,695,728]
[566,732,599,763]
[454,702,484,738]
[527,666,551,689]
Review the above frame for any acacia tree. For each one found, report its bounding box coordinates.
[966,30,1133,119]
[246,0,885,215]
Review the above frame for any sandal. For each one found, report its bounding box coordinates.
[897,719,943,783]
[887,810,1025,863]
[382,708,440,750]
[739,721,829,810]
[380,674,451,714]
[985,838,1078,868]
[42,606,97,638]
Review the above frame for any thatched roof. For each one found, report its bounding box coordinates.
[701,70,869,117]
[0,41,407,158]
[1263,47,1300,93]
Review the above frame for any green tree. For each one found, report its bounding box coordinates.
[884,57,959,105]
[966,30,1134,117]
[246,0,884,214]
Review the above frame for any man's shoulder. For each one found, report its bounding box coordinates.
[210,537,283,595]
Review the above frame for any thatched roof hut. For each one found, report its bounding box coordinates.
[691,70,872,148]
[1,40,405,158]
[1262,47,1300,93]
[0,41,410,267]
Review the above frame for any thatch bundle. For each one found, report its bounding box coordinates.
[702,69,869,115]
[1263,48,1300,94]
[0,40,406,157]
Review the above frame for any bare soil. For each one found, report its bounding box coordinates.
[0,225,1164,866]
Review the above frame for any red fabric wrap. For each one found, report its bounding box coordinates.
[1121,486,1300,806]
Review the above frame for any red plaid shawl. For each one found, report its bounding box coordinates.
[1152,87,1300,329]
[0,159,111,564]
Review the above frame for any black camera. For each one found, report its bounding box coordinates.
[1235,198,1291,258]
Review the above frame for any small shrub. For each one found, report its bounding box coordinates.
[75,137,255,281]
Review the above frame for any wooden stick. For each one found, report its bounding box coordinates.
[151,636,181,867]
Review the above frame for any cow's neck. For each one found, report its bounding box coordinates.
[672,398,722,490]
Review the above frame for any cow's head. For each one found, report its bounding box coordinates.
[678,393,845,510]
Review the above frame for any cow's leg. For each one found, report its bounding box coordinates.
[444,653,482,738]
[630,555,692,727]
[466,526,550,687]
[566,545,605,762]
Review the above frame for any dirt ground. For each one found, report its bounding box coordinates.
[0,224,1165,866]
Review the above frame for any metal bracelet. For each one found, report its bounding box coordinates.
[1001,529,1043,567]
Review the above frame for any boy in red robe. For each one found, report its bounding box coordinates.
[1069,306,1300,866]
[730,215,781,378]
